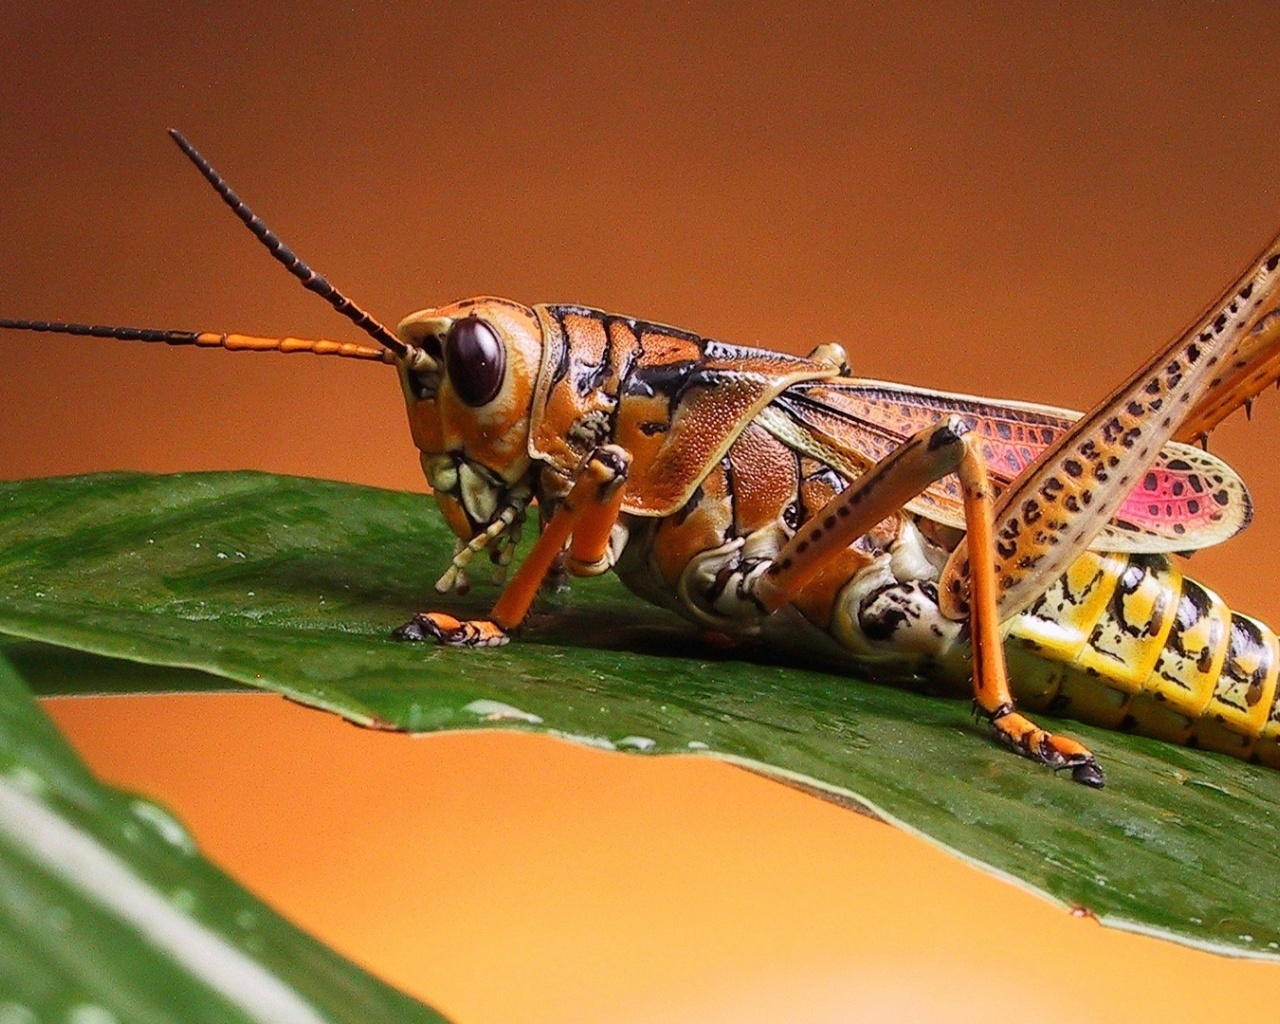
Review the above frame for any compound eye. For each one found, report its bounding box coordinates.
[445,317,505,407]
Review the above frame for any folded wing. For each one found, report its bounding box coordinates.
[759,378,1251,554]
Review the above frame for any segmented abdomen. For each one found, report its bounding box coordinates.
[1006,552,1280,766]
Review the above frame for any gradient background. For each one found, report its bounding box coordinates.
[6,3,1280,1020]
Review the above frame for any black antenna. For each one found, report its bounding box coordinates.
[0,320,201,345]
[0,317,392,361]
[167,129,409,360]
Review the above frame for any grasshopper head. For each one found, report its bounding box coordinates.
[4,133,552,553]
[395,298,544,541]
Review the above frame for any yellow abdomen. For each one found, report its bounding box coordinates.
[1006,552,1280,766]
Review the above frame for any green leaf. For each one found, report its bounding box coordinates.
[1,471,1279,961]
[0,647,452,1022]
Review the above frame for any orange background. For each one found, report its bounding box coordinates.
[6,3,1280,1020]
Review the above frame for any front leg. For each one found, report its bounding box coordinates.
[394,445,631,648]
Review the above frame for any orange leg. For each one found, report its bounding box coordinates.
[756,417,967,610]
[952,441,1103,786]
[393,446,630,647]
[939,224,1280,625]
[755,416,1104,786]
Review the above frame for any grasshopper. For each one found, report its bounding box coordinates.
[7,130,1280,788]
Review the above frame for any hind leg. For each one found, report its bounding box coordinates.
[751,415,1104,786]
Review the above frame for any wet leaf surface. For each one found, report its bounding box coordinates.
[2,471,1279,960]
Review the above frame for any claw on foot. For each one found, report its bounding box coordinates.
[1069,760,1106,788]
[392,612,510,648]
